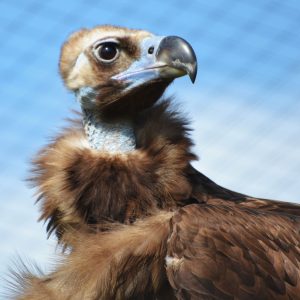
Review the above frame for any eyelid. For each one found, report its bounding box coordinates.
[93,38,120,49]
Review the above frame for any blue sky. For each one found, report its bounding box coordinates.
[0,0,300,292]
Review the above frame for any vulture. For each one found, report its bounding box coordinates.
[9,25,300,300]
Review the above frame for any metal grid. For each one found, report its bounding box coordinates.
[0,0,299,293]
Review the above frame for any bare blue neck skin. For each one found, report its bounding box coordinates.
[76,87,136,153]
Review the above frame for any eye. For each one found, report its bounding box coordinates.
[95,42,119,63]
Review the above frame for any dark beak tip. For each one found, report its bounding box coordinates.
[188,63,197,83]
[190,69,197,83]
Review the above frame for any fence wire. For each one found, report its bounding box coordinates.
[0,0,299,288]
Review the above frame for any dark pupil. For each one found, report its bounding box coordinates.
[99,43,117,60]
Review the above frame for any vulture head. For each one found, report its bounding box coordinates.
[60,25,197,115]
[59,25,197,152]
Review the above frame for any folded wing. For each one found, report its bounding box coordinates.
[166,203,300,299]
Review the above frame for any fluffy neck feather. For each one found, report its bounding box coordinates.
[76,87,136,153]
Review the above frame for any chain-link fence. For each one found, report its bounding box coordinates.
[0,0,299,290]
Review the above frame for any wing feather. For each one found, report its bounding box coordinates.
[166,204,300,299]
[188,165,300,217]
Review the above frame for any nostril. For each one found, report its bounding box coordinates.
[148,46,154,54]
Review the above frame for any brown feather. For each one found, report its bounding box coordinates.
[166,204,300,300]
[12,212,175,300]
[30,99,195,244]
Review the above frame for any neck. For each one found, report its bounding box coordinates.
[76,88,136,153]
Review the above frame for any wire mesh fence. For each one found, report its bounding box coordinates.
[0,0,299,290]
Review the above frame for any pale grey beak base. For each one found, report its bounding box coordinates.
[112,34,197,88]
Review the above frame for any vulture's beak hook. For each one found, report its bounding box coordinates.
[156,36,197,83]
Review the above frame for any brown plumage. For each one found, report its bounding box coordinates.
[9,25,300,299]
[32,101,195,243]
[167,205,300,299]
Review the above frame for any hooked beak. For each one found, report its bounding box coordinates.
[156,36,197,83]
[112,35,197,88]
